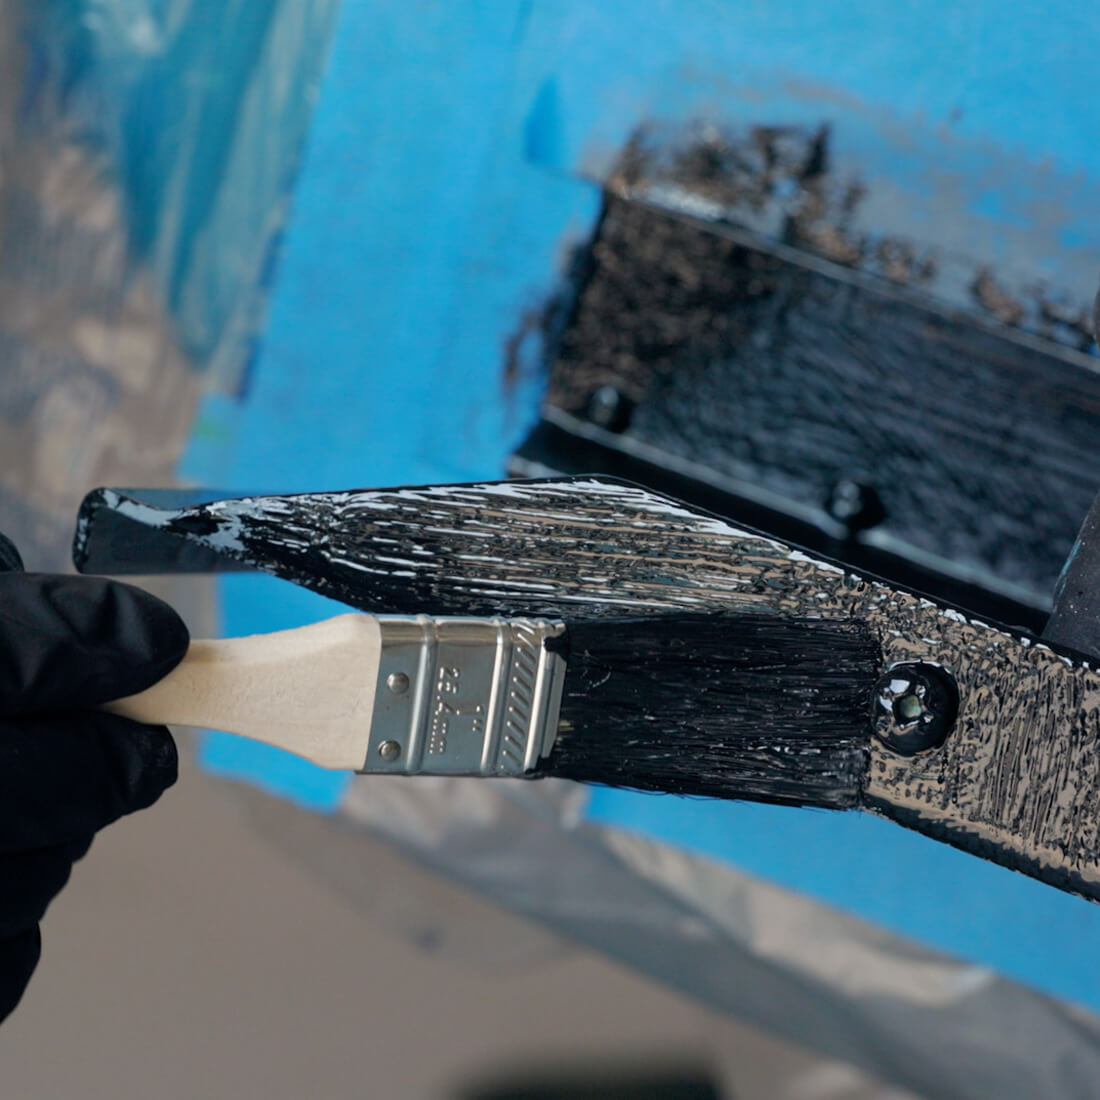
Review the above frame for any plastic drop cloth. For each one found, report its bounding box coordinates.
[235,767,1100,1100]
[0,0,338,567]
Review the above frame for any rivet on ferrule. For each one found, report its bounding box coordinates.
[363,615,567,777]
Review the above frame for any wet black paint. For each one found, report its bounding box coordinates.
[511,121,1099,627]
[71,479,1100,902]
[546,613,879,810]
[531,193,1100,620]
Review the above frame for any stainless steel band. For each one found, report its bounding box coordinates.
[363,615,567,777]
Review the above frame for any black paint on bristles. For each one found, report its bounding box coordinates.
[540,613,881,810]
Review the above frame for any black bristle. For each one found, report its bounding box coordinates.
[540,613,880,810]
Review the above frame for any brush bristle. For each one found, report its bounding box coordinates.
[539,613,880,810]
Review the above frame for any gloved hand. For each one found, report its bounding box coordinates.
[0,532,189,1023]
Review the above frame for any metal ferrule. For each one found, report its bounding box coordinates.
[362,615,567,777]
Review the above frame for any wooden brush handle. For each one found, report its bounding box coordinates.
[105,614,382,770]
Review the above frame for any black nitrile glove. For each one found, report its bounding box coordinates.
[0,532,189,1022]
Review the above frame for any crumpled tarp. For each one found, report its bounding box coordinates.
[0,0,338,567]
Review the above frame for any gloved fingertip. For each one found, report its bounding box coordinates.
[110,581,191,677]
[0,574,193,709]
[0,713,178,846]
[132,724,180,810]
[108,721,179,813]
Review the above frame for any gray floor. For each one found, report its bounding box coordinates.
[0,742,915,1099]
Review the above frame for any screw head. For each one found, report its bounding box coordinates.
[378,740,402,762]
[586,385,633,433]
[872,662,959,755]
[825,479,886,535]
[387,672,410,695]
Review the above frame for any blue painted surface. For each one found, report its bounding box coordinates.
[182,0,601,808]
[180,0,1100,1006]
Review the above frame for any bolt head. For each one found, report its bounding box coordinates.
[825,479,886,534]
[872,662,959,755]
[586,385,633,433]
[378,740,402,762]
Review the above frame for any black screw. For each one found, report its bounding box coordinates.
[826,479,886,535]
[586,385,633,433]
[872,662,959,755]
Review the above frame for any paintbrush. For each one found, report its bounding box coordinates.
[78,477,1100,905]
[105,609,878,810]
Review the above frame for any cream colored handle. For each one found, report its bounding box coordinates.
[105,614,382,770]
